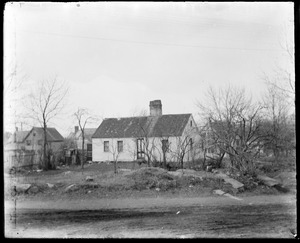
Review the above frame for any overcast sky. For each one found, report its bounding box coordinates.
[4,2,294,136]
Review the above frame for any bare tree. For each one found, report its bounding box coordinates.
[139,133,157,167]
[26,77,68,170]
[73,108,98,169]
[110,139,121,174]
[160,136,170,169]
[139,122,173,168]
[137,118,157,167]
[4,62,30,133]
[197,86,266,173]
[261,34,295,105]
[260,36,295,159]
[169,135,193,169]
[198,124,225,169]
[261,84,295,159]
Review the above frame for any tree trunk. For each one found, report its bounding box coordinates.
[81,135,85,169]
[229,153,235,168]
[43,124,48,170]
[163,152,167,169]
[114,161,117,174]
[216,152,225,168]
[273,147,279,161]
[202,149,207,170]
[147,154,151,167]
[180,155,184,169]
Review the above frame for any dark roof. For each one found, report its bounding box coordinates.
[151,114,191,137]
[92,114,191,139]
[24,127,64,142]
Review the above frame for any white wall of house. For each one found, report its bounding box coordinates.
[182,115,202,161]
[92,137,137,162]
[92,135,201,163]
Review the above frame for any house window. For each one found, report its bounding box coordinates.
[117,141,123,153]
[38,139,43,145]
[87,144,92,151]
[162,139,169,153]
[104,141,109,152]
[87,144,93,159]
[26,140,31,146]
[190,120,193,127]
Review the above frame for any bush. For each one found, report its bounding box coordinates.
[166,162,180,171]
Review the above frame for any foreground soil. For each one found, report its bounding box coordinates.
[5,195,296,238]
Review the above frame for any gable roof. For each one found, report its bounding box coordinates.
[24,127,64,142]
[92,114,192,139]
[76,128,97,142]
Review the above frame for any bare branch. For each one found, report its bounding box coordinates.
[25,77,69,170]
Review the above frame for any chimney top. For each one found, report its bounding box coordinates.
[150,100,162,106]
[75,126,79,133]
[149,100,162,116]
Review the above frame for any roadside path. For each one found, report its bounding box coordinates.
[5,194,296,211]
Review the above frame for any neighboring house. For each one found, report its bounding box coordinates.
[201,119,266,162]
[67,126,97,149]
[4,129,31,168]
[198,123,217,155]
[75,127,97,150]
[66,127,78,149]
[67,126,97,161]
[5,129,30,150]
[199,120,240,156]
[92,100,201,163]
[3,131,12,144]
[4,127,64,168]
[23,127,64,153]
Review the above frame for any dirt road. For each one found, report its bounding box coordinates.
[5,195,296,238]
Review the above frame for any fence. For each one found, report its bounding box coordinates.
[4,151,41,169]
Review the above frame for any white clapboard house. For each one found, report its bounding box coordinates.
[92,100,201,164]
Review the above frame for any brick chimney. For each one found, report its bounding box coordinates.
[149,100,162,116]
[75,126,79,134]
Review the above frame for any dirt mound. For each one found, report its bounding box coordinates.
[124,167,230,193]
[125,167,177,191]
